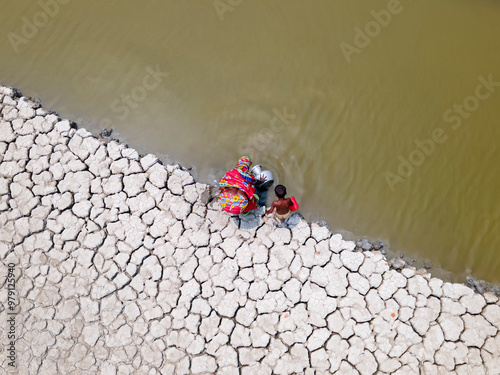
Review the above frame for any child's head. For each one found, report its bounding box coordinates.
[275,184,287,198]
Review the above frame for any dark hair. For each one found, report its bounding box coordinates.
[275,184,287,198]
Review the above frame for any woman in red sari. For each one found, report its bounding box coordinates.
[218,156,260,215]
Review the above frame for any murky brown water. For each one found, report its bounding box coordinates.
[1,0,499,283]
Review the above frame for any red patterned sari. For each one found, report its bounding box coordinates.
[218,156,259,214]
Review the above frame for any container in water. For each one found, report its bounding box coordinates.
[251,165,262,176]
[290,196,299,211]
[251,165,274,189]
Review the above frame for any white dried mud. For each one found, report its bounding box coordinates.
[0,85,499,374]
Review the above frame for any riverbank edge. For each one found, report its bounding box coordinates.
[1,85,499,373]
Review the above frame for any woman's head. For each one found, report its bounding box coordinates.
[236,156,251,173]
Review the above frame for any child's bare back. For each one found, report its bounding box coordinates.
[268,197,291,215]
[266,184,292,219]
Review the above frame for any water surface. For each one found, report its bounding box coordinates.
[1,0,499,283]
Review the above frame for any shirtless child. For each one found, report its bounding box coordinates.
[266,185,292,225]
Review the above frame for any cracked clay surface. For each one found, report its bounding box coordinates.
[0,86,499,374]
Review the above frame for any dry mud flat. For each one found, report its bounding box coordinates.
[0,85,499,374]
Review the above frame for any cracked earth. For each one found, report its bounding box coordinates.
[0,86,499,374]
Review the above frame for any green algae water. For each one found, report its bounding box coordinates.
[1,0,499,283]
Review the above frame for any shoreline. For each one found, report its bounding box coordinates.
[1,85,499,373]
[75,112,491,289]
[98,117,500,294]
[20,82,493,289]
